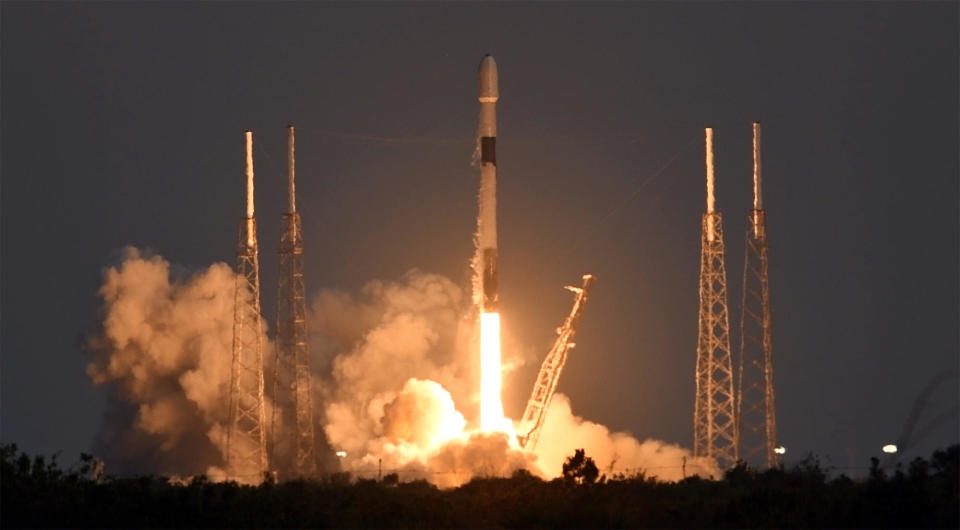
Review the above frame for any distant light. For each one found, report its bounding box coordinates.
[336,451,347,458]
[882,444,898,454]
[774,446,786,455]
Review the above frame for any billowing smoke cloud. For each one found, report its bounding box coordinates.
[309,270,535,485]
[381,379,466,449]
[310,270,475,452]
[309,269,716,485]
[87,250,715,484]
[85,248,268,478]
[533,394,720,481]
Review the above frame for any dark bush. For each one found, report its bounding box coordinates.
[2,442,957,528]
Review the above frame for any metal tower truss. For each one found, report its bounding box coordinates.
[694,212,738,469]
[228,217,268,483]
[737,209,778,469]
[517,274,595,450]
[273,210,316,478]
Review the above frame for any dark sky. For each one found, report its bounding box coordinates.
[2,2,957,473]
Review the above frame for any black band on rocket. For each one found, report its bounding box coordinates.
[481,137,496,165]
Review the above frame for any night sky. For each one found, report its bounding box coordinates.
[2,3,957,473]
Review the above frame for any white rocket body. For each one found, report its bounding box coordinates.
[478,55,499,312]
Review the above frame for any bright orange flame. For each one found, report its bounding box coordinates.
[480,312,509,432]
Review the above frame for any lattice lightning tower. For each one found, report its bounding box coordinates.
[227,131,268,483]
[517,274,595,450]
[737,122,778,468]
[272,125,317,478]
[693,127,738,469]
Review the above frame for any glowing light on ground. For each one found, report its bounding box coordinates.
[480,312,510,433]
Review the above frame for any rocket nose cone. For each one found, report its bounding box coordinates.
[478,55,498,101]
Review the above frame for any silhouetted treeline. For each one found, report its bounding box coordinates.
[2,443,957,528]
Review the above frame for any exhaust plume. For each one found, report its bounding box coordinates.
[310,270,477,454]
[533,394,720,480]
[309,269,532,485]
[86,254,716,485]
[85,248,272,478]
[310,269,717,485]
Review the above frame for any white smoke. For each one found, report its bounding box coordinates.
[532,394,719,481]
[86,250,716,484]
[85,248,264,477]
[310,270,475,450]
[309,269,536,485]
[310,269,717,485]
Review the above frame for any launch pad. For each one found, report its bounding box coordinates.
[218,55,779,483]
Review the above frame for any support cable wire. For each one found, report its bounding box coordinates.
[552,135,699,263]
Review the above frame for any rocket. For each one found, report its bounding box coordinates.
[477,54,499,312]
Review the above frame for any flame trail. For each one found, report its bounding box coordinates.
[86,253,719,484]
[480,312,509,432]
[83,56,722,485]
